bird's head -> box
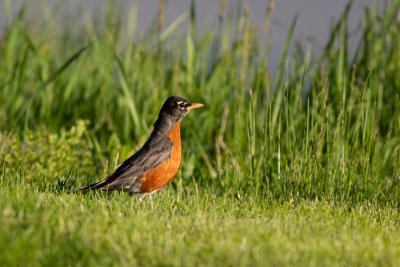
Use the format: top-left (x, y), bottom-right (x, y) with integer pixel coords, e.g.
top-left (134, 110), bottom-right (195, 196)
top-left (160, 96), bottom-right (203, 122)
top-left (154, 96), bottom-right (203, 132)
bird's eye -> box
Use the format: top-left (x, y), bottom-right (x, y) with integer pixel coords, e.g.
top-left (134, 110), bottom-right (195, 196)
top-left (178, 103), bottom-right (185, 108)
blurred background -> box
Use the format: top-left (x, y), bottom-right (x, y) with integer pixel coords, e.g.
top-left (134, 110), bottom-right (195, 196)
top-left (0, 0), bottom-right (381, 70)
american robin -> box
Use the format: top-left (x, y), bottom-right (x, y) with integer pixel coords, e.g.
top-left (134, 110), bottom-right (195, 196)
top-left (73, 96), bottom-right (203, 195)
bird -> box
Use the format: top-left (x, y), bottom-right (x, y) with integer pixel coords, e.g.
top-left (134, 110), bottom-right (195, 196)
top-left (73, 96), bottom-right (203, 197)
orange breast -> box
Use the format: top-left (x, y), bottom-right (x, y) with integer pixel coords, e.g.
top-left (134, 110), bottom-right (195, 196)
top-left (138, 122), bottom-right (181, 193)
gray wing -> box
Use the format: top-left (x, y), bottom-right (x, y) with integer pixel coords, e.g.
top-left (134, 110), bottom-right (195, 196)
top-left (88, 131), bottom-right (172, 191)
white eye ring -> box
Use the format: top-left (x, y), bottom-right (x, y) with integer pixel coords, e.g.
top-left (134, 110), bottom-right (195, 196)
top-left (178, 102), bottom-right (185, 108)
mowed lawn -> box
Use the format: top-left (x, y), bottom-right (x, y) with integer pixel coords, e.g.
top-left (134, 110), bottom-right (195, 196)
top-left (1, 184), bottom-right (400, 266)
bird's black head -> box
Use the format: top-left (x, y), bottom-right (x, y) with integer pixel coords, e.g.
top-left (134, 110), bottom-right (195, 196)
top-left (154, 96), bottom-right (203, 133)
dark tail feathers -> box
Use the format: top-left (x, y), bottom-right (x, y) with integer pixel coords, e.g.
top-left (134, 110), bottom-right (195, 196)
top-left (70, 181), bottom-right (104, 193)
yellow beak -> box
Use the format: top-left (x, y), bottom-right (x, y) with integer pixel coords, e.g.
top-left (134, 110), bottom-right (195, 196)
top-left (187, 103), bottom-right (204, 110)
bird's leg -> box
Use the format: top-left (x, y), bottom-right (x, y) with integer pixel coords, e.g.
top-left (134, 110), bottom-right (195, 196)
top-left (147, 193), bottom-right (153, 204)
top-left (138, 193), bottom-right (153, 203)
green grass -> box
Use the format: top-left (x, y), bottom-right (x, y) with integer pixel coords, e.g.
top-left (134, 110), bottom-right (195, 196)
top-left (1, 0), bottom-right (400, 265)
top-left (1, 186), bottom-right (400, 266)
